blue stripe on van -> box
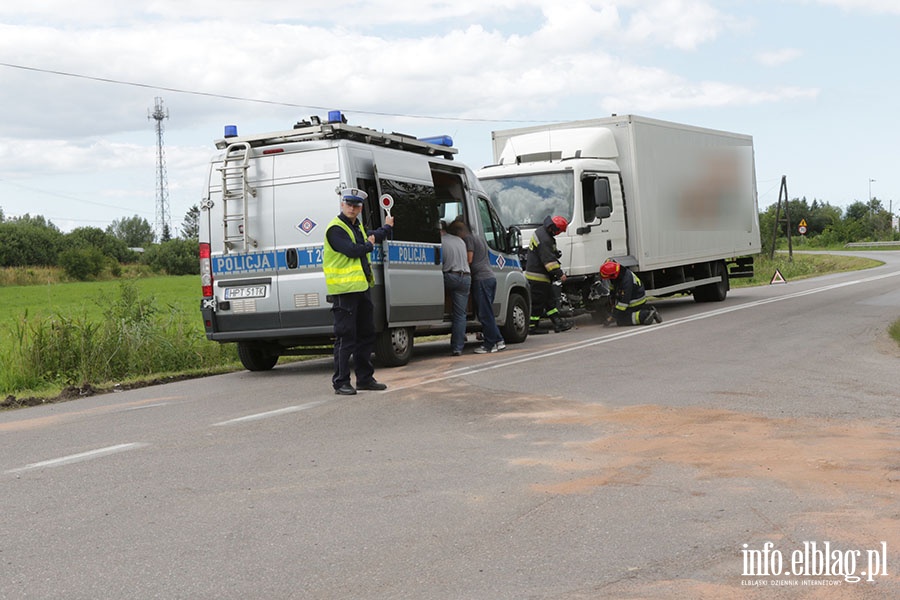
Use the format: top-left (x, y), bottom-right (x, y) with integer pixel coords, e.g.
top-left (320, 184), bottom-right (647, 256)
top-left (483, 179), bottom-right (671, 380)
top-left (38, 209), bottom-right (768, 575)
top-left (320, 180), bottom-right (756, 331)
top-left (211, 244), bottom-right (519, 275)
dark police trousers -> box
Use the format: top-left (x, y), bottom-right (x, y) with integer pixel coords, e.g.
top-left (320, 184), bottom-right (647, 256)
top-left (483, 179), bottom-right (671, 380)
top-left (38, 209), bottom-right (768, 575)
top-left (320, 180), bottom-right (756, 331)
top-left (331, 289), bottom-right (376, 389)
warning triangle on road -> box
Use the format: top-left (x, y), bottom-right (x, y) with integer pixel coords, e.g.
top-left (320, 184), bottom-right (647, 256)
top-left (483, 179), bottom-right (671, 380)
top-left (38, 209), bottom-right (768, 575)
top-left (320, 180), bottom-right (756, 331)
top-left (770, 269), bottom-right (786, 285)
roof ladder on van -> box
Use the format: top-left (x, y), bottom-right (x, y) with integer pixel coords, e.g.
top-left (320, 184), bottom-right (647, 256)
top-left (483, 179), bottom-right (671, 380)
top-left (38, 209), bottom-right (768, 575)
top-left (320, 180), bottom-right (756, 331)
top-left (218, 142), bottom-right (257, 253)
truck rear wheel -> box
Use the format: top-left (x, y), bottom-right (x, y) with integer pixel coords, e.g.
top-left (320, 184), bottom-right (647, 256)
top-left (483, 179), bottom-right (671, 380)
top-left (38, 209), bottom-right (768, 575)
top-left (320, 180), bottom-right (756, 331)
top-left (374, 326), bottom-right (413, 367)
top-left (500, 292), bottom-right (529, 344)
top-left (237, 342), bottom-right (279, 371)
top-left (693, 260), bottom-right (728, 303)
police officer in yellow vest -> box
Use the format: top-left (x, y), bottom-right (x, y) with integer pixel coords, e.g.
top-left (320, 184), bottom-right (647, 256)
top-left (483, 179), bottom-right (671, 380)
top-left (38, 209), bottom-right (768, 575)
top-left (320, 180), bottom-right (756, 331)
top-left (324, 187), bottom-right (394, 395)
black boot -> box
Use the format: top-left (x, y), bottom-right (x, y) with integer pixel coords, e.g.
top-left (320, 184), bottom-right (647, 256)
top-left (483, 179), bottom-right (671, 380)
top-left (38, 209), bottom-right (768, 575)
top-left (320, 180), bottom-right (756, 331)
top-left (550, 315), bottom-right (573, 332)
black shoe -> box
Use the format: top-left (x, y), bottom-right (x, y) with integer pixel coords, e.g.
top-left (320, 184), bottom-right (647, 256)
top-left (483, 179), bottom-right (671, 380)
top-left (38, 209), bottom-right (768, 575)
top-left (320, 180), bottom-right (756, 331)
top-left (357, 380), bottom-right (387, 391)
top-left (550, 316), bottom-right (573, 332)
top-left (553, 320), bottom-right (573, 333)
top-left (649, 307), bottom-right (662, 324)
top-left (334, 384), bottom-right (357, 395)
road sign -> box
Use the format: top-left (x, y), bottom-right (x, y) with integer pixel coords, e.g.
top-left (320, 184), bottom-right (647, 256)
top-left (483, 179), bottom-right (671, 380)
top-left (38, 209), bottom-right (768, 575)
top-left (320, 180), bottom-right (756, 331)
top-left (770, 269), bottom-right (786, 285)
top-left (798, 218), bottom-right (807, 234)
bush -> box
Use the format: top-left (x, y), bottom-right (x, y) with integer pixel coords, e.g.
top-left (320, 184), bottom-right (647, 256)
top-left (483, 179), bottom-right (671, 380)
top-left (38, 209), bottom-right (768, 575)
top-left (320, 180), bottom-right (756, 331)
top-left (58, 247), bottom-right (107, 281)
top-left (0, 222), bottom-right (64, 267)
top-left (142, 239), bottom-right (199, 275)
top-left (66, 227), bottom-right (135, 263)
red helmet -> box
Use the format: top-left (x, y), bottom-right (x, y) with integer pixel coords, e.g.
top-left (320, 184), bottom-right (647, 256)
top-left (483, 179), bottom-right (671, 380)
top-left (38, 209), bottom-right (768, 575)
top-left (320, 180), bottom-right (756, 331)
top-left (550, 216), bottom-right (568, 233)
top-left (599, 260), bottom-right (620, 279)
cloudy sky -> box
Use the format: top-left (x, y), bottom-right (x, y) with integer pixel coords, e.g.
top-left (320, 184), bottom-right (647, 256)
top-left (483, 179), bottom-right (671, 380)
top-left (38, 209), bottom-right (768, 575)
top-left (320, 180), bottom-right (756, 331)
top-left (0, 0), bottom-right (897, 235)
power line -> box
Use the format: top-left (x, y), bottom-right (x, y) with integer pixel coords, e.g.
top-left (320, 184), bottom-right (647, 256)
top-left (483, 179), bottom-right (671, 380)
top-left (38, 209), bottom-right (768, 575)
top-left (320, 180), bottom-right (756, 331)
top-left (0, 61), bottom-right (554, 125)
top-left (0, 178), bottom-right (154, 215)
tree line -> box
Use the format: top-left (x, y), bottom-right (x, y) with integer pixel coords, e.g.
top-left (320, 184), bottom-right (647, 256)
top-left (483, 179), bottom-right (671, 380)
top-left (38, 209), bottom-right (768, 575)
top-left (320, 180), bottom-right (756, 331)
top-left (0, 205), bottom-right (201, 279)
top-left (1, 197), bottom-right (897, 281)
top-left (759, 197), bottom-right (898, 256)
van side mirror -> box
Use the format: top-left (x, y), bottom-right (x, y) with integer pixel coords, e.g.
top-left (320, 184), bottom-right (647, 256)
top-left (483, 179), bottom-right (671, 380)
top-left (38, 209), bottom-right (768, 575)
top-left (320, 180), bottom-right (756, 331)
top-left (508, 225), bottom-right (522, 251)
top-left (508, 225), bottom-right (525, 261)
top-left (596, 205), bottom-right (611, 220)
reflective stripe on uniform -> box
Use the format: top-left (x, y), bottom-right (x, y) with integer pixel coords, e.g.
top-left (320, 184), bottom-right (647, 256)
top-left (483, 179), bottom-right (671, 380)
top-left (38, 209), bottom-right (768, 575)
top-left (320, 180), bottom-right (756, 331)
top-left (323, 217), bottom-right (373, 294)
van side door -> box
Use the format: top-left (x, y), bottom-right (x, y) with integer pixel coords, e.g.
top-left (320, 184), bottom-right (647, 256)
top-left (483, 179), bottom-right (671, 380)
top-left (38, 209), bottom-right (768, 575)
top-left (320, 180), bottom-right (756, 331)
top-left (372, 154), bottom-right (445, 325)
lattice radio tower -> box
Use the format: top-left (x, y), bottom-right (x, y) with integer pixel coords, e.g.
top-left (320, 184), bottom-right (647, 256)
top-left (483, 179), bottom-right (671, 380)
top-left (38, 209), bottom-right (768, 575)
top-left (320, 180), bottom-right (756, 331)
top-left (148, 96), bottom-right (171, 241)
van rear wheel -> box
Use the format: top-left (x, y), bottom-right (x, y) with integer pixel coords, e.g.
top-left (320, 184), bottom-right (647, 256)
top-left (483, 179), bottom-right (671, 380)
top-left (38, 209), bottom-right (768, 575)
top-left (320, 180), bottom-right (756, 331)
top-left (374, 326), bottom-right (413, 367)
top-left (237, 342), bottom-right (279, 371)
top-left (500, 292), bottom-right (529, 343)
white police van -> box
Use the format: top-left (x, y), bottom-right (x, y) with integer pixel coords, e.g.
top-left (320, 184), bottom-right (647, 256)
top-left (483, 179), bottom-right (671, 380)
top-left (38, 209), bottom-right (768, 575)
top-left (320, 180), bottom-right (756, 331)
top-left (199, 112), bottom-right (530, 370)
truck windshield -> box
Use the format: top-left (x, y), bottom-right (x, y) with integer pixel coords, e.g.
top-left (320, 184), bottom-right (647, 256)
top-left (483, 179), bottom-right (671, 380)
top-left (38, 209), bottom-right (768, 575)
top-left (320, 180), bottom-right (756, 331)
top-left (480, 172), bottom-right (574, 228)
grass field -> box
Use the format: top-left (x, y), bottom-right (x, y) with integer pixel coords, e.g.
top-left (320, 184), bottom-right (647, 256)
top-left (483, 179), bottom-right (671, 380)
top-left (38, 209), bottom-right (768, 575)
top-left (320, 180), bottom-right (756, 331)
top-left (0, 274), bottom-right (198, 330)
top-left (0, 274), bottom-right (238, 401)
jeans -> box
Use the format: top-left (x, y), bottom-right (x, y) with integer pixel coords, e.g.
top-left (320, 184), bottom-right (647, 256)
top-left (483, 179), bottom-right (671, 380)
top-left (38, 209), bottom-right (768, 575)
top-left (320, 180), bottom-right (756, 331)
top-left (443, 272), bottom-right (471, 353)
top-left (472, 277), bottom-right (503, 349)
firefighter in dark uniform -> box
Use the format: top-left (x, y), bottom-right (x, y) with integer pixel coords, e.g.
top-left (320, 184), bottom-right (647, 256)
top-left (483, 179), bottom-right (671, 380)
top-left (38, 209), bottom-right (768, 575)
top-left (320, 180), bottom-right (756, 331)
top-left (599, 260), bottom-right (662, 325)
top-left (525, 215), bottom-right (573, 334)
top-left (323, 187), bottom-right (394, 395)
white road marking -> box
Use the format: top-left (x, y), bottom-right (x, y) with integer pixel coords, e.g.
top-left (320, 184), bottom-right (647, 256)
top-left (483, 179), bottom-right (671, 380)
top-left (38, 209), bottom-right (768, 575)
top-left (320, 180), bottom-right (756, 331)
top-left (122, 402), bottom-right (171, 411)
top-left (212, 401), bottom-right (328, 426)
top-left (5, 443), bottom-right (147, 474)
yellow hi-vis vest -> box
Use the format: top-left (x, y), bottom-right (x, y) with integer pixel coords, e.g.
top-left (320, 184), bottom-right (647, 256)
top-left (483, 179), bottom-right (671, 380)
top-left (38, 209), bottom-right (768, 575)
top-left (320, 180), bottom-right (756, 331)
top-left (323, 217), bottom-right (374, 294)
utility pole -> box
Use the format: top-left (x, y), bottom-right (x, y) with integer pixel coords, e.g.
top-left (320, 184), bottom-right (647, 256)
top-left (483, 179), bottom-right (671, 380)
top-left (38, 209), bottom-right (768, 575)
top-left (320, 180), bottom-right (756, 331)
top-left (149, 97), bottom-right (171, 241)
top-left (769, 175), bottom-right (793, 261)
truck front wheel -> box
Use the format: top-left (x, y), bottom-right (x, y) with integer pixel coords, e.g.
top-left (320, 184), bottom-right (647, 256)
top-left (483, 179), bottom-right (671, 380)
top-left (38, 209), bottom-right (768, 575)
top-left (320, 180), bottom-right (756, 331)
top-left (374, 326), bottom-right (413, 367)
top-left (500, 292), bottom-right (529, 344)
top-left (237, 342), bottom-right (279, 371)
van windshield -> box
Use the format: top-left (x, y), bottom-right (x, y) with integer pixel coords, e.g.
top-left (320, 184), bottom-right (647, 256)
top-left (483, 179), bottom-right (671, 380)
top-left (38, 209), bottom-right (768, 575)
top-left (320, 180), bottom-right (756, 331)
top-left (480, 172), bottom-right (574, 228)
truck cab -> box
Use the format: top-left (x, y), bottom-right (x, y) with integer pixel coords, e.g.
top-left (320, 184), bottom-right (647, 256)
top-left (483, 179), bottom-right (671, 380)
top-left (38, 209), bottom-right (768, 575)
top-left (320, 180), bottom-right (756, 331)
top-left (199, 113), bottom-right (530, 370)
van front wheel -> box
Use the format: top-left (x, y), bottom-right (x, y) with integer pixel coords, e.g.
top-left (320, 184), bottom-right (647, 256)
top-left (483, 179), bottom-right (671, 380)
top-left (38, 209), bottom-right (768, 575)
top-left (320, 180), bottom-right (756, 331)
top-left (374, 327), bottom-right (413, 367)
top-left (500, 292), bottom-right (529, 344)
top-left (237, 342), bottom-right (279, 371)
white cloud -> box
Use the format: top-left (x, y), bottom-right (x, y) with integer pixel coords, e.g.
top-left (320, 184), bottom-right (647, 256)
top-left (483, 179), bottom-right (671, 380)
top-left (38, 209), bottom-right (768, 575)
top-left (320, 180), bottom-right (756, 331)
top-left (808, 0), bottom-right (900, 15)
top-left (756, 47), bottom-right (803, 67)
top-left (0, 1), bottom-right (845, 229)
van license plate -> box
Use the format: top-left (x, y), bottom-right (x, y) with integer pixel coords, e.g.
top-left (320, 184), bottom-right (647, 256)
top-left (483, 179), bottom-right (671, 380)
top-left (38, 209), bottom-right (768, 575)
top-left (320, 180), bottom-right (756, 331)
top-left (224, 286), bottom-right (267, 299)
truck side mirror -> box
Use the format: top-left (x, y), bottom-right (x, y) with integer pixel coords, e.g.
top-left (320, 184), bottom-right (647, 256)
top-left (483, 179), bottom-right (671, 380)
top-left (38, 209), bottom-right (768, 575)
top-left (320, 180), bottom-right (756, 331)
top-left (593, 179), bottom-right (612, 221)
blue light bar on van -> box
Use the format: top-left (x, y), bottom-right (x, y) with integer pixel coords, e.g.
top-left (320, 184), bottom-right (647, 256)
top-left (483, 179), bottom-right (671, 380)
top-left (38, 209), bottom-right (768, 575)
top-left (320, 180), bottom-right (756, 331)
top-left (419, 135), bottom-right (453, 147)
top-left (328, 110), bottom-right (347, 124)
top-left (224, 125), bottom-right (238, 138)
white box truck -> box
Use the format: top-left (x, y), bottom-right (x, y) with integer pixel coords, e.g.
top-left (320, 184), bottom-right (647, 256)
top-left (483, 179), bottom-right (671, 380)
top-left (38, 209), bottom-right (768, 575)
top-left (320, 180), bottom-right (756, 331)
top-left (199, 112), bottom-right (530, 370)
top-left (476, 114), bottom-right (761, 318)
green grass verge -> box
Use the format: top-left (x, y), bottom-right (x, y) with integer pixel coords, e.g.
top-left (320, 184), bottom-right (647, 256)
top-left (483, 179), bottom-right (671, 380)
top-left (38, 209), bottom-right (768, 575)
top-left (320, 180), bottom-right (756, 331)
top-left (731, 253), bottom-right (882, 287)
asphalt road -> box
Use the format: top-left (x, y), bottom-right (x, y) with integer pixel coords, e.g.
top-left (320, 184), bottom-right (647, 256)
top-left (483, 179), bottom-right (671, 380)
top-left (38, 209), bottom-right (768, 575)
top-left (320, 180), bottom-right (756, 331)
top-left (2, 252), bottom-right (899, 599)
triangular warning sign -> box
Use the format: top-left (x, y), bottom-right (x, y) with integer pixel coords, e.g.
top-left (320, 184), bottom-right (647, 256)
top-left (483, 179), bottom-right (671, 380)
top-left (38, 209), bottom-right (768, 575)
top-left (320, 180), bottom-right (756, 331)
top-left (770, 269), bottom-right (786, 285)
